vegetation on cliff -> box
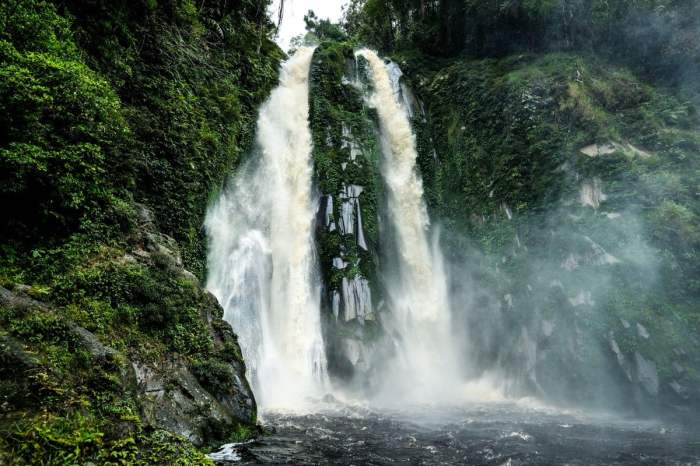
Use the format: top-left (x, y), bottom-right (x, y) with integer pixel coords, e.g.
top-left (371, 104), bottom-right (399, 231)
top-left (0, 0), bottom-right (281, 463)
top-left (308, 40), bottom-right (384, 382)
top-left (343, 0), bottom-right (699, 100)
top-left (340, 0), bottom-right (699, 413)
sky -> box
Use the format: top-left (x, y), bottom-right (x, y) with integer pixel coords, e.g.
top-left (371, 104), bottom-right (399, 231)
top-left (269, 0), bottom-right (348, 51)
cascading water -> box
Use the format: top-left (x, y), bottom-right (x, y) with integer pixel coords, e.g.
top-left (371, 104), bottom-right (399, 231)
top-left (205, 47), bottom-right (327, 409)
top-left (202, 46), bottom-right (697, 466)
top-left (357, 50), bottom-right (464, 402)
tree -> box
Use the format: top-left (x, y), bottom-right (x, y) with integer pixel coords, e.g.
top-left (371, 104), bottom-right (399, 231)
top-left (304, 10), bottom-right (346, 42)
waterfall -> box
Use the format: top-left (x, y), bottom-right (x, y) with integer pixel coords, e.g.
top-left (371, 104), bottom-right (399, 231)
top-left (205, 47), bottom-right (327, 409)
top-left (357, 50), bottom-right (463, 402)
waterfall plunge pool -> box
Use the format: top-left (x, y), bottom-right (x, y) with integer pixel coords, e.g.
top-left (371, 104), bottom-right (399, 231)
top-left (210, 401), bottom-right (700, 465)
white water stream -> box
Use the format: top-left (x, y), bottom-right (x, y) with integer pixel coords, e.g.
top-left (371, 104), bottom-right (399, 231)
top-left (207, 47), bottom-right (486, 412)
top-left (206, 47), bottom-right (327, 410)
top-left (357, 50), bottom-right (463, 402)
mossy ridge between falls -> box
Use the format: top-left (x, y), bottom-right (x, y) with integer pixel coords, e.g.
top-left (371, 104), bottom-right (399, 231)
top-left (308, 41), bottom-right (384, 384)
top-left (0, 0), bottom-right (281, 463)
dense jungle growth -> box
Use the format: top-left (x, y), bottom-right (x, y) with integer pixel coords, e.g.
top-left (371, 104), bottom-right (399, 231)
top-left (1, 0), bottom-right (281, 463)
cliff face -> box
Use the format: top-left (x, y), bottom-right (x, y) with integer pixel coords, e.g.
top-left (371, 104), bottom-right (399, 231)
top-left (0, 1), bottom-right (280, 462)
top-left (302, 30), bottom-right (699, 416)
top-left (334, 0), bottom-right (699, 417)
top-left (396, 51), bottom-right (700, 415)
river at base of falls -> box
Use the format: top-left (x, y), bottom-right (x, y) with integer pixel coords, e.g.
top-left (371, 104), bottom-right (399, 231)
top-left (210, 402), bottom-right (700, 465)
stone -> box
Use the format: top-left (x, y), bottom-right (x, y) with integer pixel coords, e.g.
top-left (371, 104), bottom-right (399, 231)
top-left (356, 203), bottom-right (368, 251)
top-left (332, 257), bottom-right (348, 270)
top-left (0, 335), bottom-right (39, 370)
top-left (332, 291), bottom-right (341, 320)
top-left (324, 195), bottom-right (336, 232)
top-left (338, 184), bottom-right (363, 236)
top-left (580, 178), bottom-right (607, 209)
top-left (342, 339), bottom-right (363, 366)
top-left (636, 323), bottom-right (650, 339)
top-left (634, 352), bottom-right (659, 397)
top-left (561, 236), bottom-right (619, 271)
top-left (179, 268), bottom-right (199, 283)
top-left (580, 143), bottom-right (618, 157)
top-left (133, 356), bottom-right (254, 447)
top-left (584, 236), bottom-right (620, 265)
top-left (0, 335), bottom-right (40, 409)
top-left (608, 336), bottom-right (633, 382)
top-left (542, 320), bottom-right (555, 338)
top-left (145, 230), bottom-right (180, 260)
top-left (502, 203), bottom-right (513, 220)
top-left (0, 286), bottom-right (47, 312)
top-left (504, 294), bottom-right (513, 308)
top-left (579, 141), bottom-right (649, 160)
top-left (70, 325), bottom-right (119, 364)
top-left (135, 202), bottom-right (155, 226)
top-left (668, 380), bottom-right (689, 400)
top-left (624, 143), bottom-right (652, 159)
top-left (672, 361), bottom-right (685, 375)
top-left (569, 290), bottom-right (594, 307)
top-left (340, 276), bottom-right (372, 323)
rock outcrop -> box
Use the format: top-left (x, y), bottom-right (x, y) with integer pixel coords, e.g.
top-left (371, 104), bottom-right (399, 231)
top-left (0, 206), bottom-right (256, 451)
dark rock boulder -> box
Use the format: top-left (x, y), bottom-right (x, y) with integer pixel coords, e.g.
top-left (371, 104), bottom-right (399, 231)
top-left (133, 358), bottom-right (242, 447)
top-left (0, 335), bottom-right (40, 410)
top-left (0, 249), bottom-right (256, 448)
top-left (127, 206), bottom-right (257, 445)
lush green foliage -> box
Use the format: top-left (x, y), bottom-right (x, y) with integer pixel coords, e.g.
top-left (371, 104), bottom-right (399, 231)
top-left (0, 0), bottom-right (133, 255)
top-left (302, 1), bottom-right (699, 406)
top-left (0, 0), bottom-right (281, 462)
top-left (310, 42), bottom-right (382, 289)
top-left (62, 0), bottom-right (283, 276)
top-left (399, 49), bottom-right (700, 407)
top-left (344, 0), bottom-right (700, 101)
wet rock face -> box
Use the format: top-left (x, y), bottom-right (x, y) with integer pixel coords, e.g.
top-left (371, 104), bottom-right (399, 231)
top-left (132, 321), bottom-right (256, 447)
top-left (130, 206), bottom-right (256, 445)
top-left (338, 276), bottom-right (373, 323)
top-left (634, 352), bottom-right (659, 397)
top-left (338, 184), bottom-right (369, 251)
top-left (133, 356), bottom-right (253, 447)
top-left (0, 334), bottom-right (40, 410)
top-left (609, 336), bottom-right (633, 382)
top-left (579, 178), bottom-right (607, 209)
top-left (0, 205), bottom-right (257, 448)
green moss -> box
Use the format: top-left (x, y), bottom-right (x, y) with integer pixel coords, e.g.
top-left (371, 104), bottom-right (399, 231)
top-left (397, 48), bottom-right (700, 401)
top-left (309, 41), bottom-right (383, 296)
top-left (0, 0), bottom-right (280, 461)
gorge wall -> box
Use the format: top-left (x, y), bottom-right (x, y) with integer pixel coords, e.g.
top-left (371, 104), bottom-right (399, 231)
top-left (0, 1), bottom-right (281, 463)
top-left (336, 0), bottom-right (700, 418)
top-left (394, 51), bottom-right (700, 415)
